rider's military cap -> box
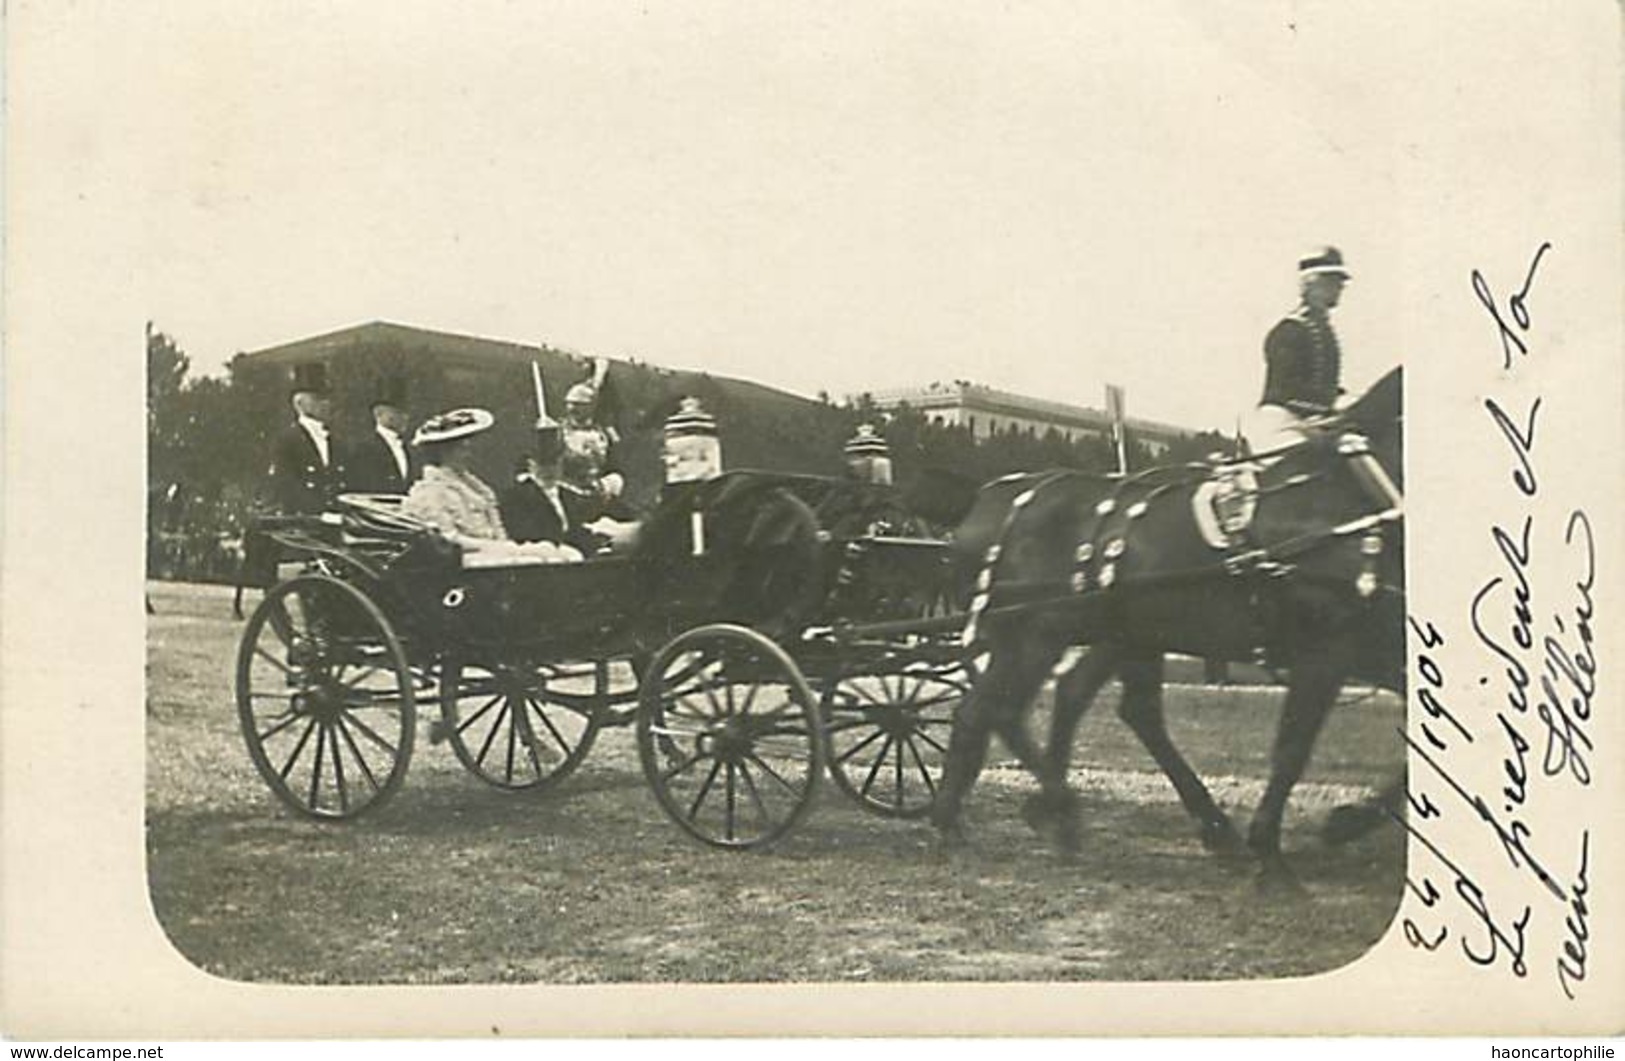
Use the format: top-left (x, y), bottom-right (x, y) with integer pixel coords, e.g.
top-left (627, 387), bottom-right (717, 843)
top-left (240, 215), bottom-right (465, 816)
top-left (1298, 245), bottom-right (1351, 278)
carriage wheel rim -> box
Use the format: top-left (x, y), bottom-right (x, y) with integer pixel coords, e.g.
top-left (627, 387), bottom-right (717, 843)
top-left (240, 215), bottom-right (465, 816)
top-left (235, 574), bottom-right (417, 821)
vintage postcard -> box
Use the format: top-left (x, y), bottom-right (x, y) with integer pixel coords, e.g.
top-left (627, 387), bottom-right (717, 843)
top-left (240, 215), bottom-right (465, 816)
top-left (2, 0), bottom-right (1620, 1042)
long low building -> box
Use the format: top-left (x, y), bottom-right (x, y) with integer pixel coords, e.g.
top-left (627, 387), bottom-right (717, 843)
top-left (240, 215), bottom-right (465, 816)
top-left (862, 380), bottom-right (1193, 458)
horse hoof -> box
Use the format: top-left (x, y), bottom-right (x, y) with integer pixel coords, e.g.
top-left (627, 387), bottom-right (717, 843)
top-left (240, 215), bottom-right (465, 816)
top-left (1322, 803), bottom-right (1387, 847)
top-left (1200, 818), bottom-right (1248, 860)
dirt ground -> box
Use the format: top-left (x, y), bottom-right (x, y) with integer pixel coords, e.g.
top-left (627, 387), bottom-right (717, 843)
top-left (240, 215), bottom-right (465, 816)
top-left (146, 580), bottom-right (1406, 985)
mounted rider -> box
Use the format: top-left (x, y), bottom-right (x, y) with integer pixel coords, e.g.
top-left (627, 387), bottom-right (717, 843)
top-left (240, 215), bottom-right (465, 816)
top-left (1244, 245), bottom-right (1351, 454)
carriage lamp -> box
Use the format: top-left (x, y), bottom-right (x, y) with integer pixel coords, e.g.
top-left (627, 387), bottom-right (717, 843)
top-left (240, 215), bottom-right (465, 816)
top-left (843, 424), bottom-right (893, 486)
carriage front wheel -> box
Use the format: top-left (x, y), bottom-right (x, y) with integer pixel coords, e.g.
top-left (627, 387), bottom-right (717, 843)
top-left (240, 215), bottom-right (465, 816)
top-left (637, 624), bottom-right (825, 850)
top-left (822, 654), bottom-right (970, 819)
top-left (235, 574), bottom-right (417, 820)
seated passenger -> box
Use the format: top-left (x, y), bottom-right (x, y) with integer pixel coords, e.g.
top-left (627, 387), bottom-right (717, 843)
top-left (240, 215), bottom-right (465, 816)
top-left (499, 421), bottom-right (605, 557)
top-left (403, 408), bottom-right (580, 564)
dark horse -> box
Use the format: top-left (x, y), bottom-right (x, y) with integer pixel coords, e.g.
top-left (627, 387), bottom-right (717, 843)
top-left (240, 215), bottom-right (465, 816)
top-left (931, 368), bottom-right (1404, 881)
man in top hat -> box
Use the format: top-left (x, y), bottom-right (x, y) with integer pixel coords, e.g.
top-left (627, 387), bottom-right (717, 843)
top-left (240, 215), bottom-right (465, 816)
top-left (1245, 245), bottom-right (1352, 453)
top-left (266, 361), bottom-right (344, 514)
top-left (345, 375), bottom-right (417, 495)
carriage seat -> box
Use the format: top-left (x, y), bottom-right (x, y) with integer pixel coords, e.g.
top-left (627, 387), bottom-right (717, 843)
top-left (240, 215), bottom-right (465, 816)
top-left (336, 493), bottom-right (584, 568)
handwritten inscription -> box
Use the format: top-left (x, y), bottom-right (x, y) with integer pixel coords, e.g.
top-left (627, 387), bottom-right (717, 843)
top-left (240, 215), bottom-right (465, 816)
top-left (1400, 242), bottom-right (1600, 1002)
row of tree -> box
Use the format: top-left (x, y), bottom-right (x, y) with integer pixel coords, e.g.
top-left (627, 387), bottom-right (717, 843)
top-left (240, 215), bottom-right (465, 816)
top-left (146, 324), bottom-right (1234, 582)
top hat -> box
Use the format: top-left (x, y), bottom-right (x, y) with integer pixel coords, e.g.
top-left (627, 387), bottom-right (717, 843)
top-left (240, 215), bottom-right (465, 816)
top-left (370, 374), bottom-right (409, 409)
top-left (1298, 245), bottom-right (1351, 278)
top-left (290, 362), bottom-right (330, 396)
top-left (412, 407), bottom-right (495, 446)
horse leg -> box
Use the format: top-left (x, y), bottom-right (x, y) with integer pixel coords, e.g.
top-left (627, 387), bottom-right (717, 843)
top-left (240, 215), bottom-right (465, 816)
top-left (1116, 652), bottom-right (1245, 857)
top-left (1016, 643), bottom-right (1122, 852)
top-left (1247, 654), bottom-right (1345, 883)
top-left (931, 632), bottom-right (1059, 844)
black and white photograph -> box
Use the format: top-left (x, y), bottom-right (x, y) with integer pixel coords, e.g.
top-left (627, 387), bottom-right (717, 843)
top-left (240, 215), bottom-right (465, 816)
top-left (3, 0), bottom-right (1622, 1043)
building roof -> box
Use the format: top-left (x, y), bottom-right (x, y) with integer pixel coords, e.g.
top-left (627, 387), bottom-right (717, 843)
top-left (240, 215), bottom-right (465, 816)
top-left (863, 380), bottom-right (1195, 438)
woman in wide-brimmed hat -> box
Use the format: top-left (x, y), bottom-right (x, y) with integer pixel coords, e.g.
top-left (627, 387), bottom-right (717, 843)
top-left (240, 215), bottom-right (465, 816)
top-left (401, 408), bottom-right (578, 563)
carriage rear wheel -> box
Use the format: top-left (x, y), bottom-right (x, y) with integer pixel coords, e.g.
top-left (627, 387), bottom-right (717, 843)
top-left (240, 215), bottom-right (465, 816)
top-left (821, 650), bottom-right (971, 818)
top-left (439, 660), bottom-right (601, 792)
top-left (637, 624), bottom-right (825, 850)
top-left (235, 574), bottom-right (416, 820)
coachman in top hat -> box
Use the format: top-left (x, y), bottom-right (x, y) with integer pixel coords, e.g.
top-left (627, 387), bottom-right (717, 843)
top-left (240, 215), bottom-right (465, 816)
top-left (267, 361), bottom-right (345, 514)
top-left (345, 373), bottom-right (418, 494)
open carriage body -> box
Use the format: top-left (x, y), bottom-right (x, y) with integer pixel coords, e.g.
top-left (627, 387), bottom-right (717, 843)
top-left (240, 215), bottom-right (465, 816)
top-left (235, 470), bottom-right (975, 848)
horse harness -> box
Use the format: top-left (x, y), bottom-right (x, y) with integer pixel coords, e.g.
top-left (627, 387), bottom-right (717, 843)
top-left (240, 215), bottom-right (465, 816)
top-left (960, 434), bottom-right (1403, 650)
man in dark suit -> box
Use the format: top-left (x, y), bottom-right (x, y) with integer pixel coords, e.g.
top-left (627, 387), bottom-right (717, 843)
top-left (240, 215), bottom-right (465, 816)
top-left (499, 420), bottom-right (604, 557)
top-left (267, 362), bottom-right (343, 514)
top-left (344, 376), bottom-right (417, 495)
top-left (237, 361), bottom-right (342, 617)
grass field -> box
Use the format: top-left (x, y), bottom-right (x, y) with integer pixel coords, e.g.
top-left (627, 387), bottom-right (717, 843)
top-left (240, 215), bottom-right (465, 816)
top-left (146, 580), bottom-right (1406, 985)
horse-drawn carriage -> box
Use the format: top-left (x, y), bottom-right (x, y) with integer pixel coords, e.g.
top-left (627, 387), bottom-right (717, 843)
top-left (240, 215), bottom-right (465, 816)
top-left (234, 470), bottom-right (973, 848)
top-left (238, 366), bottom-right (1404, 877)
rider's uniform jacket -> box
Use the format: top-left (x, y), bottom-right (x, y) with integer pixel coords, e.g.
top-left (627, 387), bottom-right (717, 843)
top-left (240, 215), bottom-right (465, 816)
top-left (1260, 305), bottom-right (1343, 416)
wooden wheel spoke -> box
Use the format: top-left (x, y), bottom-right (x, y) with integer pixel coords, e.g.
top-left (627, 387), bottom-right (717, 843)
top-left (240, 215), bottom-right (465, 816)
top-left (737, 762), bottom-right (773, 827)
top-left (905, 736), bottom-right (939, 797)
top-left (743, 750), bottom-right (804, 797)
top-left (504, 698), bottom-right (520, 783)
top-left (328, 721), bottom-right (350, 814)
top-left (859, 735), bottom-right (897, 798)
top-left (526, 696), bottom-right (579, 759)
top-left (338, 707), bottom-right (400, 757)
top-left (255, 709), bottom-right (305, 744)
top-left (252, 645), bottom-right (296, 678)
top-left (914, 728), bottom-right (951, 756)
top-left (278, 717), bottom-right (319, 783)
top-left (724, 763), bottom-right (738, 841)
top-left (737, 679), bottom-right (761, 716)
top-left (454, 693), bottom-right (504, 736)
top-left (474, 700), bottom-right (512, 769)
top-left (334, 715), bottom-right (382, 793)
top-left (687, 759), bottom-right (725, 820)
top-left (337, 663), bottom-right (388, 691)
top-left (512, 700), bottom-right (547, 779)
top-left (660, 748), bottom-right (708, 784)
top-left (308, 719), bottom-right (328, 808)
top-left (833, 726), bottom-right (887, 764)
